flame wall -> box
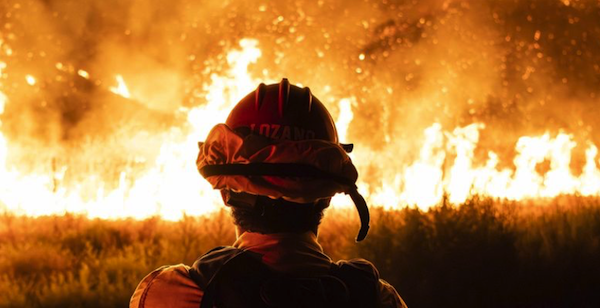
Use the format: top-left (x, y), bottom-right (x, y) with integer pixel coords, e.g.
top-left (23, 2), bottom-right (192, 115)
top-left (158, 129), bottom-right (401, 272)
top-left (1, 0), bottom-right (600, 219)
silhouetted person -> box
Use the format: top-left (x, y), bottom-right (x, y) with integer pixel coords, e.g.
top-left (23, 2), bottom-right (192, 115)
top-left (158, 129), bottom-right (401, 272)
top-left (130, 79), bottom-right (407, 308)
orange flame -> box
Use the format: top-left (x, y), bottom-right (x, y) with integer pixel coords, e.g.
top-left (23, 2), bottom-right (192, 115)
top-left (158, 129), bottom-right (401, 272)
top-left (1, 38), bottom-right (600, 219)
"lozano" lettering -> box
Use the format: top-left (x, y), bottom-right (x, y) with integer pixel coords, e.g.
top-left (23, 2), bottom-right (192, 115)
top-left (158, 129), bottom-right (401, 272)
top-left (249, 124), bottom-right (316, 140)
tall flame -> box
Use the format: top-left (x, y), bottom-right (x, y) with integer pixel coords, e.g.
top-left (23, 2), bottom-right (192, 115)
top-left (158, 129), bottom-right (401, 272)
top-left (1, 37), bottom-right (600, 219)
top-left (0, 40), bottom-right (268, 219)
top-left (335, 98), bottom-right (355, 144)
top-left (1, 60), bottom-right (9, 184)
top-left (187, 39), bottom-right (266, 141)
top-left (379, 123), bottom-right (600, 209)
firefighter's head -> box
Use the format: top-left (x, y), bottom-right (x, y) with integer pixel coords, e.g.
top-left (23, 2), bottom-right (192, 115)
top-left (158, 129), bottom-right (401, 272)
top-left (197, 79), bottom-right (369, 241)
top-left (223, 79), bottom-right (338, 234)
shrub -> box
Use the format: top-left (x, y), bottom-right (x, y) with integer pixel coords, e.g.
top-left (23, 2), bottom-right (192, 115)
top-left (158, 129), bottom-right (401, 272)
top-left (0, 198), bottom-right (599, 307)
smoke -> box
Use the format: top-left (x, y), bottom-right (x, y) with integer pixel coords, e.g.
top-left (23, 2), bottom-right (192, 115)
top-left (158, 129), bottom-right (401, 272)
top-left (1, 0), bottom-right (599, 203)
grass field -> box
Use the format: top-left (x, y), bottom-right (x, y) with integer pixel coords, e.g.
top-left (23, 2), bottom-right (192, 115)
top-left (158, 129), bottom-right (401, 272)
top-left (1, 196), bottom-right (599, 308)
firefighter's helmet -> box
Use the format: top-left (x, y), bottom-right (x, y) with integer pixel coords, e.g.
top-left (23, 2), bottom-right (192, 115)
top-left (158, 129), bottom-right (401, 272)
top-left (197, 78), bottom-right (369, 241)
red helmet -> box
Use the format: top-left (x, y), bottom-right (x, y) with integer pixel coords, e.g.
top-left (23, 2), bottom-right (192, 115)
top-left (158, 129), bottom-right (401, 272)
top-left (198, 78), bottom-right (368, 241)
top-left (226, 78), bottom-right (338, 143)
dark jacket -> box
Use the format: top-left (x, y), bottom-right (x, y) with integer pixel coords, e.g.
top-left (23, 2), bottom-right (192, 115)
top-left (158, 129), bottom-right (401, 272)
top-left (130, 232), bottom-right (407, 308)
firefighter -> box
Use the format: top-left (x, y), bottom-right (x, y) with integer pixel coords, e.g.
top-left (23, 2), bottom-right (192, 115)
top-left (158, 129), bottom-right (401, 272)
top-left (130, 79), bottom-right (407, 308)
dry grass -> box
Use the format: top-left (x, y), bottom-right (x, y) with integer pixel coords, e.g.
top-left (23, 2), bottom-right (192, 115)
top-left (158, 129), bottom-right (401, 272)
top-left (1, 196), bottom-right (599, 307)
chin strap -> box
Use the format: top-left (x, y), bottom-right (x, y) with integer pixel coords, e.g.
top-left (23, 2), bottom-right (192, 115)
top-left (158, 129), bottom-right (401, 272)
top-left (199, 163), bottom-right (370, 242)
top-left (347, 188), bottom-right (370, 242)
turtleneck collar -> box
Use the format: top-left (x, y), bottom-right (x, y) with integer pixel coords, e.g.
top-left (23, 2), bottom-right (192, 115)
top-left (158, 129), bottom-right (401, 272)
top-left (232, 231), bottom-right (332, 275)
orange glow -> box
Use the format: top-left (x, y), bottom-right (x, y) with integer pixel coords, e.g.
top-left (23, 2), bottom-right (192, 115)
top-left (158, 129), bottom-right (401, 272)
top-left (1, 0), bottom-right (600, 220)
top-left (2, 39), bottom-right (600, 218)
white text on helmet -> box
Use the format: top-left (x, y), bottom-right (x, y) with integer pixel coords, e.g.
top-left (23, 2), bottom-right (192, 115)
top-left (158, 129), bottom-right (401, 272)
top-left (250, 124), bottom-right (316, 140)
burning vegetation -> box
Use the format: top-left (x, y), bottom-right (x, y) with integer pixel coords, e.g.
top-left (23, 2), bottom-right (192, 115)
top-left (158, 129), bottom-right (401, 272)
top-left (1, 0), bottom-right (600, 218)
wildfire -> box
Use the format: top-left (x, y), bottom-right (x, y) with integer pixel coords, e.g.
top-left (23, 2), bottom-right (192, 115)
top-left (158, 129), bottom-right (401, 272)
top-left (1, 32), bottom-right (600, 219)
top-left (187, 39), bottom-right (266, 141)
top-left (335, 97), bottom-right (355, 144)
top-left (1, 61), bottom-right (7, 171)
top-left (396, 124), bottom-right (600, 208)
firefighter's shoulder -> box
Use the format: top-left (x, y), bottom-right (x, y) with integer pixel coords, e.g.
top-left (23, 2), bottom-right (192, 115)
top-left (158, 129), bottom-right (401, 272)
top-left (334, 258), bottom-right (408, 308)
top-left (129, 264), bottom-right (203, 308)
